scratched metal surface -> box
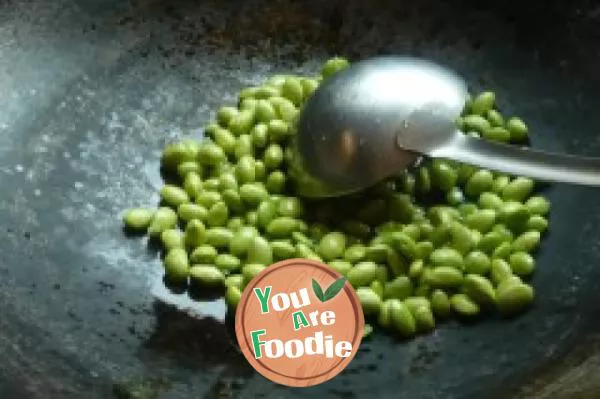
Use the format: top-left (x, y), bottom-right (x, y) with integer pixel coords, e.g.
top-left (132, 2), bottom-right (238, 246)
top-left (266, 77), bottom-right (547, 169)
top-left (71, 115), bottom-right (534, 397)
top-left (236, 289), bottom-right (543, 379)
top-left (1, 0), bottom-right (600, 398)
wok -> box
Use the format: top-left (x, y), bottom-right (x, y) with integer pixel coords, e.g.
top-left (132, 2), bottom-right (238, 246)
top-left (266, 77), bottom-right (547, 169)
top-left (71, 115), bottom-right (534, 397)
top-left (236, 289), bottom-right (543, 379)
top-left (2, 0), bottom-right (600, 398)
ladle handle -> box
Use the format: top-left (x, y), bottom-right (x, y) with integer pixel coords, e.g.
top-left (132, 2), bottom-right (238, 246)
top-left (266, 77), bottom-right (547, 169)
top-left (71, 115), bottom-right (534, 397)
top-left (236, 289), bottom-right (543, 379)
top-left (430, 133), bottom-right (600, 186)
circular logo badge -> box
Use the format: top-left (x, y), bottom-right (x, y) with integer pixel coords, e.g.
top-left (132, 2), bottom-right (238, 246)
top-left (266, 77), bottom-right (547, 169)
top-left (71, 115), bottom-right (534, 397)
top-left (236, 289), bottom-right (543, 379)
top-left (235, 258), bottom-right (364, 387)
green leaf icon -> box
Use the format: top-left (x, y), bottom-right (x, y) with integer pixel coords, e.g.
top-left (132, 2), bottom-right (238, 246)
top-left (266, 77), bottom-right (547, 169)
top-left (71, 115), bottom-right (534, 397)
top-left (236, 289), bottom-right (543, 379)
top-left (322, 277), bottom-right (347, 302)
top-left (312, 278), bottom-right (325, 302)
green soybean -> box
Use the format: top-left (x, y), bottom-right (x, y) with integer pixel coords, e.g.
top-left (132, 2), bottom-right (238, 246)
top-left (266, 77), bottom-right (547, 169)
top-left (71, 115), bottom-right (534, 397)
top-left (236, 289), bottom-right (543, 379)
top-left (205, 227), bottom-right (234, 248)
top-left (163, 248), bottom-right (189, 283)
top-left (509, 252), bottom-right (535, 276)
top-left (389, 299), bottom-right (417, 337)
top-left (317, 232), bottom-right (347, 261)
top-left (502, 177), bottom-right (534, 202)
top-left (496, 282), bottom-right (534, 315)
top-left (123, 208), bottom-right (154, 231)
top-left (491, 258), bottom-right (514, 285)
top-left (160, 185), bottom-right (190, 208)
top-left (215, 254), bottom-right (242, 272)
top-left (247, 236), bottom-right (273, 265)
top-left (348, 261), bottom-right (378, 288)
top-left (431, 290), bottom-right (452, 319)
top-left (148, 207), bottom-right (178, 237)
top-left (190, 265), bottom-right (225, 286)
top-left (465, 170), bottom-right (494, 197)
top-left (450, 294), bottom-right (480, 317)
top-left (190, 245), bottom-right (218, 264)
top-left (328, 260), bottom-right (352, 276)
top-left (470, 92), bottom-right (495, 115)
top-left (161, 229), bottom-right (185, 251)
top-left (464, 251), bottom-right (491, 275)
top-left (525, 196), bottom-right (550, 216)
top-left (430, 248), bottom-right (464, 269)
top-left (506, 117), bottom-right (529, 142)
top-left (463, 274), bottom-right (496, 305)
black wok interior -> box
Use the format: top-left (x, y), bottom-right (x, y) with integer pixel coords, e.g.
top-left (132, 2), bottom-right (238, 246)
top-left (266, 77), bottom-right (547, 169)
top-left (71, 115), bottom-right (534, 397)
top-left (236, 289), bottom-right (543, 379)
top-left (2, 0), bottom-right (600, 398)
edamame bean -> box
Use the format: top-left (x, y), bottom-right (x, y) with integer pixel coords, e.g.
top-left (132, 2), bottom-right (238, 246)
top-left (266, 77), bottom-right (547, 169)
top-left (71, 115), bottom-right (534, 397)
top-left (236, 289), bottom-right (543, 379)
top-left (366, 244), bottom-right (389, 263)
top-left (225, 274), bottom-right (244, 289)
top-left (271, 240), bottom-right (297, 260)
top-left (123, 208), bottom-right (154, 231)
top-left (466, 209), bottom-right (497, 233)
top-left (242, 264), bottom-right (267, 286)
top-left (190, 265), bottom-right (225, 286)
top-left (502, 177), bottom-right (534, 202)
top-left (268, 119), bottom-right (289, 142)
top-left (235, 156), bottom-right (256, 185)
top-left (496, 282), bottom-right (534, 315)
top-left (463, 115), bottom-right (491, 133)
top-left (492, 242), bottom-right (512, 260)
top-left (266, 217), bottom-right (299, 238)
top-left (239, 183), bottom-right (269, 206)
top-left (190, 245), bottom-right (218, 264)
top-left (478, 192), bottom-right (503, 210)
top-left (499, 201), bottom-right (531, 231)
top-left (266, 170), bottom-right (286, 193)
top-left (163, 248), bottom-right (189, 283)
top-left (217, 106), bottom-right (238, 127)
top-left (229, 109), bottom-right (256, 136)
top-left (384, 276), bottom-right (413, 300)
top-left (277, 197), bottom-right (304, 218)
top-left (161, 229), bottom-right (185, 251)
top-left (328, 260), bottom-right (353, 276)
top-left (148, 207), bottom-right (178, 237)
top-left (317, 232), bottom-right (347, 261)
top-left (511, 231), bottom-right (540, 253)
top-left (229, 226), bottom-right (258, 257)
top-left (463, 274), bottom-right (496, 305)
top-left (408, 259), bottom-right (424, 279)
top-left (470, 91), bottom-right (495, 115)
top-left (465, 170), bottom-right (494, 197)
top-left (196, 191), bottom-right (222, 208)
top-left (490, 258), bottom-right (514, 285)
top-left (429, 267), bottom-right (464, 288)
top-left (486, 109), bottom-right (504, 127)
top-left (215, 254), bottom-right (242, 272)
top-left (526, 215), bottom-right (548, 233)
top-left (389, 299), bottom-right (417, 337)
top-left (525, 196), bottom-right (550, 216)
top-left (506, 117), bottom-right (528, 142)
top-left (509, 252), bottom-right (535, 276)
top-left (160, 185), bottom-right (190, 208)
top-left (207, 201), bottom-right (229, 227)
top-left (430, 160), bottom-right (458, 191)
top-left (482, 127), bottom-right (510, 142)
top-left (221, 189), bottom-right (244, 214)
top-left (321, 57), bottom-right (350, 79)
top-left (256, 200), bottom-right (277, 228)
top-left (264, 144), bottom-right (284, 170)
top-left (348, 261), bottom-right (378, 288)
top-left (464, 251), bottom-right (491, 275)
top-left (225, 286), bottom-right (242, 308)
top-left (247, 236), bottom-right (273, 265)
top-left (281, 78), bottom-right (304, 106)
top-left (205, 227), bottom-right (234, 248)
top-left (251, 123), bottom-right (269, 148)
top-left (185, 220), bottom-right (206, 249)
top-left (183, 172), bottom-right (203, 198)
top-left (198, 141), bottom-right (226, 165)
top-left (430, 248), bottom-right (464, 269)
top-left (177, 161), bottom-right (202, 179)
top-left (356, 287), bottom-right (382, 315)
top-left (431, 290), bottom-right (452, 319)
top-left (451, 294), bottom-right (480, 317)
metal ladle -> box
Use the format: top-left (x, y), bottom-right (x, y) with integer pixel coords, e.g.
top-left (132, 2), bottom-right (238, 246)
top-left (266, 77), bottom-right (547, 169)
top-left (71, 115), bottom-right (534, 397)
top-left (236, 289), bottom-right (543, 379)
top-left (293, 56), bottom-right (600, 198)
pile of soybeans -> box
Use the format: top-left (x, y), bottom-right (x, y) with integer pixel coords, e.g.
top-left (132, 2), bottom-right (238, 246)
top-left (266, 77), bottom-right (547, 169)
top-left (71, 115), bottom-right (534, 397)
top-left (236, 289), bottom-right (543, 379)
top-left (122, 57), bottom-right (550, 339)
